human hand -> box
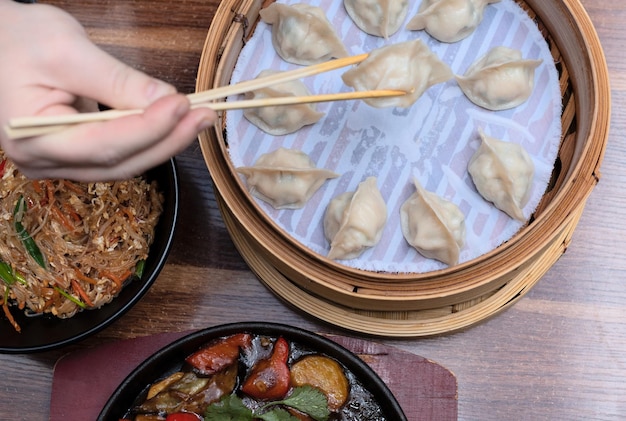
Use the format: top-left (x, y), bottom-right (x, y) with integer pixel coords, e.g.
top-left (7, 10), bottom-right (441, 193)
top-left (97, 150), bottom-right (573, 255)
top-left (0, 1), bottom-right (217, 181)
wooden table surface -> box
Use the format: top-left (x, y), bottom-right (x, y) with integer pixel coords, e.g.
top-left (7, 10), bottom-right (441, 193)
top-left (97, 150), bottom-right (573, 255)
top-left (2, 1), bottom-right (625, 420)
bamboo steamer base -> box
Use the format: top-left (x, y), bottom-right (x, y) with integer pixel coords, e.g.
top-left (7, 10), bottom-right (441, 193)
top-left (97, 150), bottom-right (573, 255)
top-left (217, 189), bottom-right (579, 337)
top-left (197, 0), bottom-right (610, 336)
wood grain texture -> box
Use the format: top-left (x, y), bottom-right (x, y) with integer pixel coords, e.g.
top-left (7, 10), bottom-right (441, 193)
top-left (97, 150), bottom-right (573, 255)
top-left (1, 0), bottom-right (625, 420)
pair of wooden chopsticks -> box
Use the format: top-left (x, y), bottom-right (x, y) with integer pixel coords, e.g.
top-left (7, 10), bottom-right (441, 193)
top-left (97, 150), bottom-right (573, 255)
top-left (3, 53), bottom-right (406, 140)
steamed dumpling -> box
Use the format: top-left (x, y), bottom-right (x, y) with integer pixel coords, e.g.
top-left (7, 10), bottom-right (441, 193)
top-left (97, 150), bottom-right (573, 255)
top-left (406, 0), bottom-right (500, 43)
top-left (237, 148), bottom-right (339, 209)
top-left (468, 130), bottom-right (535, 221)
top-left (323, 177), bottom-right (387, 260)
top-left (344, 0), bottom-right (409, 38)
top-left (341, 39), bottom-right (453, 108)
top-left (243, 69), bottom-right (325, 135)
top-left (260, 3), bottom-right (349, 65)
top-left (400, 178), bottom-right (465, 266)
top-left (456, 46), bottom-right (543, 110)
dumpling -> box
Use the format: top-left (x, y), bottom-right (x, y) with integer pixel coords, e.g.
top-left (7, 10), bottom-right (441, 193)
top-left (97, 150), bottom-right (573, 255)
top-left (400, 178), bottom-right (465, 266)
top-left (456, 46), bottom-right (543, 110)
top-left (259, 3), bottom-right (349, 65)
top-left (468, 129), bottom-right (535, 221)
top-left (323, 177), bottom-right (387, 260)
top-left (344, 0), bottom-right (410, 38)
top-left (243, 69), bottom-right (325, 135)
top-left (341, 40), bottom-right (453, 108)
top-left (406, 0), bottom-right (500, 43)
top-left (236, 148), bottom-right (339, 209)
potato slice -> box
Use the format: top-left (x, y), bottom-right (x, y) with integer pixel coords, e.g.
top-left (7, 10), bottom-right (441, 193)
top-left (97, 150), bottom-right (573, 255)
top-left (290, 355), bottom-right (349, 410)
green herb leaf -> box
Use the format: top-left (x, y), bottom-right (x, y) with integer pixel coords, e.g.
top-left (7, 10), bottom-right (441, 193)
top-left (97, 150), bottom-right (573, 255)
top-left (134, 260), bottom-right (146, 279)
top-left (264, 386), bottom-right (330, 421)
top-left (257, 407), bottom-right (300, 421)
top-left (0, 261), bottom-right (16, 285)
top-left (53, 286), bottom-right (87, 309)
top-left (204, 386), bottom-right (330, 421)
top-left (0, 261), bottom-right (27, 286)
top-left (14, 271), bottom-right (27, 285)
top-left (204, 394), bottom-right (253, 421)
top-left (13, 196), bottom-right (46, 268)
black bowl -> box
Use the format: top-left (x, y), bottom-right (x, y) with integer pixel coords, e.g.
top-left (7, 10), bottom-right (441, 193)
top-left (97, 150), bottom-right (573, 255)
top-left (0, 159), bottom-right (179, 354)
top-left (97, 322), bottom-right (407, 421)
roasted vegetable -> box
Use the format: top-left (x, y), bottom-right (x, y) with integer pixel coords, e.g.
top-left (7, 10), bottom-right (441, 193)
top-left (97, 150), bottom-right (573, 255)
top-left (146, 372), bottom-right (185, 400)
top-left (185, 333), bottom-right (252, 375)
top-left (290, 355), bottom-right (349, 410)
top-left (134, 365), bottom-right (238, 416)
top-left (241, 336), bottom-right (290, 400)
top-left (164, 413), bottom-right (202, 421)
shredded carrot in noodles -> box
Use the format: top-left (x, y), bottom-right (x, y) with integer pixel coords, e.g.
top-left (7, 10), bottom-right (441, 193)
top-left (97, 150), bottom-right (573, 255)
top-left (0, 149), bottom-right (163, 332)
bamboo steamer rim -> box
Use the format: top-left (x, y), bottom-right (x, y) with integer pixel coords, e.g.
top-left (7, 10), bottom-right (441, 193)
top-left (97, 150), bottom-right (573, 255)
top-left (216, 186), bottom-right (575, 336)
top-left (197, 0), bottom-right (610, 319)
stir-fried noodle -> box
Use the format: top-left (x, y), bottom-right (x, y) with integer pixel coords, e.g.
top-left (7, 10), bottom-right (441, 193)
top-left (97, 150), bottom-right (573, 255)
top-left (0, 150), bottom-right (164, 332)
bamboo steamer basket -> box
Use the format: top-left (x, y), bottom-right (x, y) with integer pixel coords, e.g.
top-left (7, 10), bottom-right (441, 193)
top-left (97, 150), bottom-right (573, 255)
top-left (197, 0), bottom-right (610, 336)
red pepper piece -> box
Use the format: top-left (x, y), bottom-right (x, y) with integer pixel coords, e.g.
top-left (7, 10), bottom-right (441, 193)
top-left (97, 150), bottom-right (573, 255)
top-left (0, 159), bottom-right (6, 177)
top-left (165, 413), bottom-right (202, 421)
top-left (185, 333), bottom-right (252, 375)
top-left (242, 336), bottom-right (290, 400)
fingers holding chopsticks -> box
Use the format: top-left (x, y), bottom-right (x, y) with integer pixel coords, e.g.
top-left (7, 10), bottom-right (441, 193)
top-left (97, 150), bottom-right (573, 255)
top-left (3, 94), bottom-right (216, 182)
top-left (0, 1), bottom-right (218, 181)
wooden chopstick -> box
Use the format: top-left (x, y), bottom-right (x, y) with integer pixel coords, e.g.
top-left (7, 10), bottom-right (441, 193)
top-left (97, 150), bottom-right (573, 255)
top-left (187, 53), bottom-right (369, 105)
top-left (4, 89), bottom-right (407, 140)
top-left (6, 108), bottom-right (143, 130)
top-left (194, 89), bottom-right (406, 111)
top-left (3, 53), bottom-right (380, 140)
top-left (3, 89), bottom-right (406, 140)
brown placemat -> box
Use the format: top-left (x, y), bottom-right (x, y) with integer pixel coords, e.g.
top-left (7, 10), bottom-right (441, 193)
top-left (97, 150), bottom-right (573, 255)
top-left (50, 330), bottom-right (457, 420)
